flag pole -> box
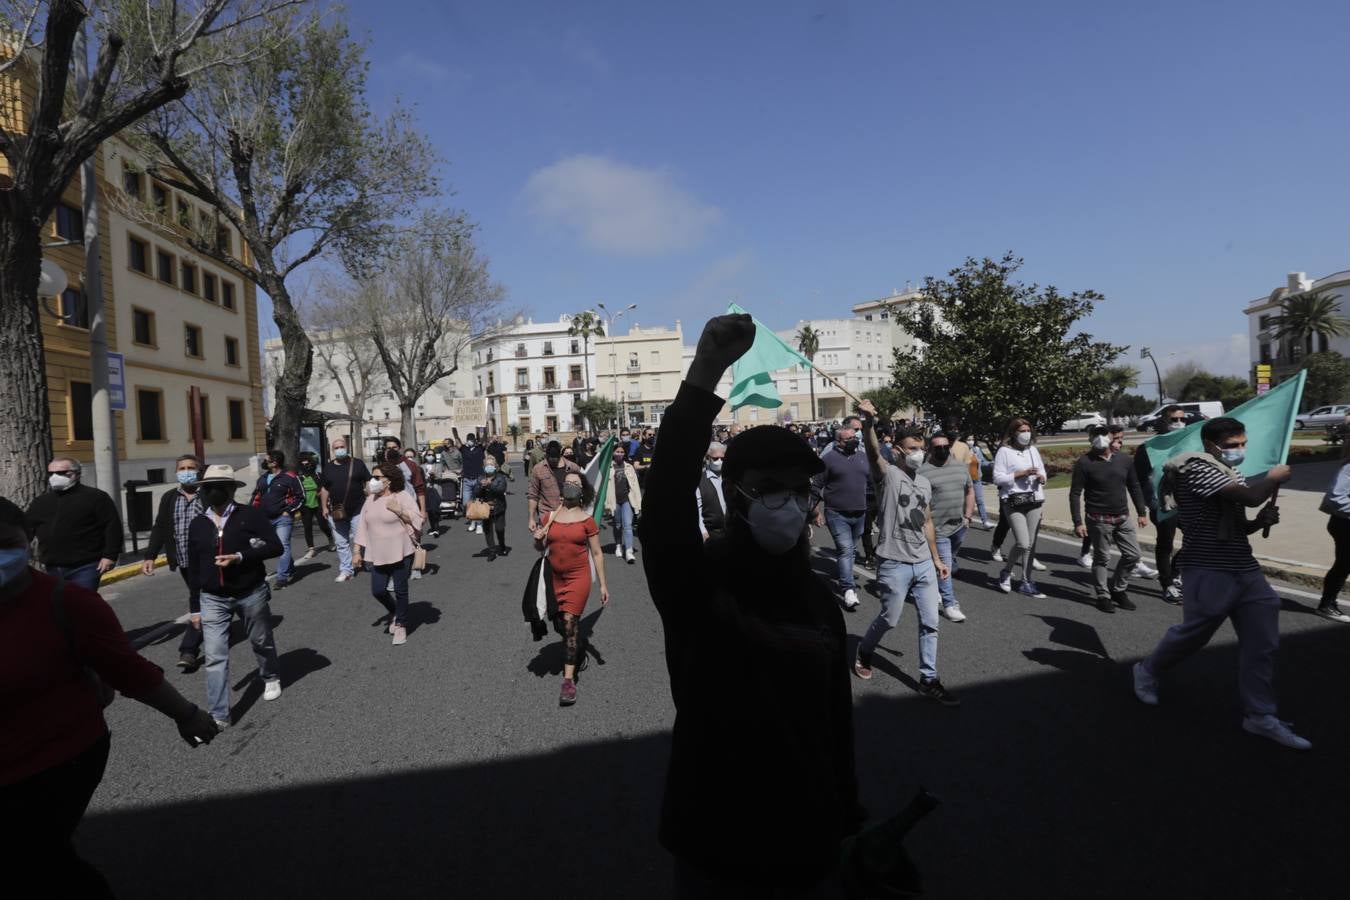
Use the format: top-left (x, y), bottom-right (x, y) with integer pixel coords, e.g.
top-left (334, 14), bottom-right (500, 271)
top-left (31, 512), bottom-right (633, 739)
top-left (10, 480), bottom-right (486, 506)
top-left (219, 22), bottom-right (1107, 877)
top-left (1262, 370), bottom-right (1306, 538)
top-left (804, 358), bottom-right (864, 408)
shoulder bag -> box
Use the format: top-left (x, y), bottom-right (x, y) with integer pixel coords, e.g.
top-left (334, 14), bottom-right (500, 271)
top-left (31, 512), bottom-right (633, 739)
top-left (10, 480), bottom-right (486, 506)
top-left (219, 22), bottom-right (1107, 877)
top-left (1006, 447), bottom-right (1044, 512)
top-left (330, 460), bottom-right (356, 521)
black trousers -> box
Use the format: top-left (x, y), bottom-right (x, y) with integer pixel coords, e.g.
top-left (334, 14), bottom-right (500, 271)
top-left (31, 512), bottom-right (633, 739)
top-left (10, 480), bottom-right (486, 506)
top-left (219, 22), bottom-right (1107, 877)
top-left (0, 733), bottom-right (116, 898)
top-left (992, 499), bottom-right (1010, 550)
top-left (1151, 508), bottom-right (1179, 588)
top-left (483, 510), bottom-right (507, 551)
top-left (177, 567), bottom-right (203, 655)
top-left (299, 506), bottom-right (332, 549)
top-left (1321, 515), bottom-right (1350, 606)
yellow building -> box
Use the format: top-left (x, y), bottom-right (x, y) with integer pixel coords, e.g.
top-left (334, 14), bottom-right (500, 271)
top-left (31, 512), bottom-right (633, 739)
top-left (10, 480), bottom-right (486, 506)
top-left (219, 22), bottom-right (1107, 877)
top-left (593, 322), bottom-right (685, 426)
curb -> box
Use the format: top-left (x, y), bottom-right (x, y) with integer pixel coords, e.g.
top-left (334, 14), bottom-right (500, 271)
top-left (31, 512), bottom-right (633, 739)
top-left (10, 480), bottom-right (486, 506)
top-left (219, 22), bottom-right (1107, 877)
top-left (101, 556), bottom-right (167, 586)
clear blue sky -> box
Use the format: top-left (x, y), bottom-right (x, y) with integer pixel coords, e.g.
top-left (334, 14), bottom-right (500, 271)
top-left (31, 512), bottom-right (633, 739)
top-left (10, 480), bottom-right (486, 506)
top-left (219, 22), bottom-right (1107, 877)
top-left (267, 0), bottom-right (1350, 389)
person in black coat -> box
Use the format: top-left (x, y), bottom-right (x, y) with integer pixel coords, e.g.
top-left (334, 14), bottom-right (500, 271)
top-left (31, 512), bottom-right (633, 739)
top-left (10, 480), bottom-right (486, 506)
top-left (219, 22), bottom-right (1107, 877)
top-left (140, 455), bottom-right (208, 671)
top-left (639, 315), bottom-right (862, 895)
top-left (25, 457), bottom-right (123, 592)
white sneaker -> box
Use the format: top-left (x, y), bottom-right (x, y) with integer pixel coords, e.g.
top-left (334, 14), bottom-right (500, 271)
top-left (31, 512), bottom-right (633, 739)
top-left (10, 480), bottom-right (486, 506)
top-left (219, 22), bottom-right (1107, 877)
top-left (996, 573), bottom-right (1012, 593)
top-left (263, 680), bottom-right (282, 702)
top-left (1132, 662), bottom-right (1159, 706)
top-left (991, 549), bottom-right (1004, 562)
top-left (475, 523), bottom-right (484, 534)
top-left (301, 548), bottom-right (317, 561)
top-left (979, 519), bottom-right (992, 529)
top-left (1242, 714), bottom-right (1311, 750)
top-left (1077, 553), bottom-right (1093, 569)
top-left (335, 572), bottom-right (352, 583)
top-left (467, 522), bottom-right (476, 532)
top-left (411, 569), bottom-right (422, 580)
top-left (842, 589), bottom-right (860, 609)
top-left (615, 546), bottom-right (624, 558)
top-left (941, 604), bottom-right (967, 623)
top-left (1133, 562), bottom-right (1159, 579)
top-left (1315, 604), bottom-right (1350, 623)
top-left (427, 530), bottom-right (439, 539)
top-left (625, 548), bottom-right (636, 563)
top-left (1031, 558), bottom-right (1047, 572)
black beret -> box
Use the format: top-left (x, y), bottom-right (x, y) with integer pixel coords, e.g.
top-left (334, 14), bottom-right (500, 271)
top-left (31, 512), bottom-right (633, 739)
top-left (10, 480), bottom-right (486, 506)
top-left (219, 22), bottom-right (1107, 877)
top-left (724, 425), bottom-right (825, 482)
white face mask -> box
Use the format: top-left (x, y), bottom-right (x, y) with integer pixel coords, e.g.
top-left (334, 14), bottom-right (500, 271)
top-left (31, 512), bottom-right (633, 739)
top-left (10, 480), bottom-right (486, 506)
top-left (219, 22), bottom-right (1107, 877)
top-left (368, 478), bottom-right (385, 495)
top-left (48, 473), bottom-right (75, 491)
top-left (1016, 431), bottom-right (1032, 447)
top-left (745, 493), bottom-right (809, 555)
top-left (1168, 421), bottom-right (1185, 432)
top-left (904, 450), bottom-right (926, 469)
top-left (707, 459), bottom-right (723, 474)
top-left (1090, 435), bottom-right (1110, 450)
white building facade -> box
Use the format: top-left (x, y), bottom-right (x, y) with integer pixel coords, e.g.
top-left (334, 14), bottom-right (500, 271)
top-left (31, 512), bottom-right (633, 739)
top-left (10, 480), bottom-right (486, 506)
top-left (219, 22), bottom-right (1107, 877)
top-left (1245, 269), bottom-right (1350, 387)
top-left (470, 316), bottom-right (599, 436)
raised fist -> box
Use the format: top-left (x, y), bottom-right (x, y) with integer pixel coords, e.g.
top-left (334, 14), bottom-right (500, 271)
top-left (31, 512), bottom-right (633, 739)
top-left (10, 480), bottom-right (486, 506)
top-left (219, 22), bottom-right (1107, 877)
top-left (694, 314), bottom-right (756, 372)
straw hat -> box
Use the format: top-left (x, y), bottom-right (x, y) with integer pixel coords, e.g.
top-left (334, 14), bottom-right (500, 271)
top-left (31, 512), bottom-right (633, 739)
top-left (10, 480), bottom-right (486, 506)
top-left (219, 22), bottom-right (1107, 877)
top-left (197, 464), bottom-right (245, 487)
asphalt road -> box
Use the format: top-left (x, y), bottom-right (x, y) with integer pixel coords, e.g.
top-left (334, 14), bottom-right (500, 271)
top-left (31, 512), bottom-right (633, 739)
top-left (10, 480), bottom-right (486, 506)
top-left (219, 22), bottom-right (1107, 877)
top-left (80, 469), bottom-right (1349, 899)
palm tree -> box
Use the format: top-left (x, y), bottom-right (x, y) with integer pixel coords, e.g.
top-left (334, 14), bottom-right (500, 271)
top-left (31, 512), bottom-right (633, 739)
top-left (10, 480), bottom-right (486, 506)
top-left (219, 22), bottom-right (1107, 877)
top-left (568, 310), bottom-right (606, 428)
top-left (795, 325), bottom-right (821, 420)
top-left (1270, 291), bottom-right (1350, 363)
top-left (1098, 364), bottom-right (1139, 423)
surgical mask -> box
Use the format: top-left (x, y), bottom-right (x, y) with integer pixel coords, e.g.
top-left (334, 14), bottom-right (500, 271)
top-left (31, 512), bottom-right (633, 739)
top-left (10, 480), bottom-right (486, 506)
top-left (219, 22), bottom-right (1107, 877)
top-left (1016, 432), bottom-right (1032, 447)
top-left (48, 473), bottom-right (74, 491)
top-left (368, 478), bottom-right (385, 494)
top-left (929, 446), bottom-right (951, 464)
top-left (744, 493), bottom-right (808, 555)
top-left (904, 450), bottom-right (926, 469)
top-left (176, 470), bottom-right (200, 487)
top-left (334, 447), bottom-right (349, 459)
top-left (0, 547), bottom-right (29, 587)
top-left (707, 459), bottom-right (723, 474)
top-left (562, 483), bottom-right (583, 503)
top-left (1168, 421), bottom-right (1186, 432)
top-left (1218, 448), bottom-right (1245, 467)
top-left (484, 465), bottom-right (497, 475)
top-left (1091, 435), bottom-right (1110, 450)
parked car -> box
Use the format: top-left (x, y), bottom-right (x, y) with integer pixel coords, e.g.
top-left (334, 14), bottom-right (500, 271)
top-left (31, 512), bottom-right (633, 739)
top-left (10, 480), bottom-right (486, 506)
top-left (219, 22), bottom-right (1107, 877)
top-left (1294, 404), bottom-right (1350, 430)
top-left (1138, 400), bottom-right (1224, 431)
top-left (1058, 411), bottom-right (1108, 432)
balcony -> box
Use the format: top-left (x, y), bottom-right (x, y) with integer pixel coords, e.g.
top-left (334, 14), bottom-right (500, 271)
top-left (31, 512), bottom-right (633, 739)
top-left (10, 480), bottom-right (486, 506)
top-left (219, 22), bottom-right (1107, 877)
top-left (626, 390), bottom-right (642, 401)
top-left (514, 348), bottom-right (528, 358)
top-left (540, 381), bottom-right (559, 391)
top-left (567, 379), bottom-right (584, 389)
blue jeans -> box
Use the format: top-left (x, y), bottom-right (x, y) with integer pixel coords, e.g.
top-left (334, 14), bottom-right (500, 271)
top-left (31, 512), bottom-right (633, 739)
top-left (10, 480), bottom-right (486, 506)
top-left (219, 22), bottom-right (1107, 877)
top-left (48, 561), bottom-right (101, 593)
top-left (973, 483), bottom-right (988, 521)
top-left (859, 558), bottom-right (941, 681)
top-left (935, 525), bottom-right (967, 610)
top-left (612, 501), bottom-right (635, 551)
top-left (370, 554), bottom-right (412, 626)
top-left (329, 513), bottom-right (361, 577)
top-left (825, 509), bottom-right (865, 590)
top-left (461, 478), bottom-right (476, 510)
top-left (200, 583), bottom-right (279, 722)
top-left (271, 515), bottom-right (294, 583)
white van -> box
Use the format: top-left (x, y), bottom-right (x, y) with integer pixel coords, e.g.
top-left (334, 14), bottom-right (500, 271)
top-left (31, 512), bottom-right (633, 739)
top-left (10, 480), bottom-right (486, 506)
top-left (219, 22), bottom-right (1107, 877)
top-left (1138, 401), bottom-right (1224, 431)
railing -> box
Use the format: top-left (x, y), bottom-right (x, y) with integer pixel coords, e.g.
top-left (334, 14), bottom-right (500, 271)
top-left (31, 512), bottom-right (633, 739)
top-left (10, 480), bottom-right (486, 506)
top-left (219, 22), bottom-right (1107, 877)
top-left (627, 390), bottom-right (642, 400)
top-left (567, 379), bottom-right (584, 389)
top-left (514, 349), bottom-right (528, 358)
top-left (627, 362), bottom-right (641, 371)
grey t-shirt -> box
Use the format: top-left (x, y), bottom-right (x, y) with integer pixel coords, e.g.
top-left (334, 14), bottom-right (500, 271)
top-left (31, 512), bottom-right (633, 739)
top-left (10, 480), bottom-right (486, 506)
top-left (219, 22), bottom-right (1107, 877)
top-left (876, 465), bottom-right (933, 563)
top-left (918, 459), bottom-right (972, 538)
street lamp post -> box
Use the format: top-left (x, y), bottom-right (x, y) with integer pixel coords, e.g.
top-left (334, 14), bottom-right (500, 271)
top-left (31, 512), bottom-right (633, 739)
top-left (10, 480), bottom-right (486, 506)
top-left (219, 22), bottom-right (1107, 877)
top-left (1140, 347), bottom-right (1164, 407)
top-left (596, 302), bottom-right (637, 430)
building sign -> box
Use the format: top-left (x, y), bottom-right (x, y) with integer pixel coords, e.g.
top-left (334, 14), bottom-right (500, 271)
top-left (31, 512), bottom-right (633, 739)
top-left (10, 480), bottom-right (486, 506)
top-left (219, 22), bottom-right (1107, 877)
top-left (107, 352), bottom-right (126, 411)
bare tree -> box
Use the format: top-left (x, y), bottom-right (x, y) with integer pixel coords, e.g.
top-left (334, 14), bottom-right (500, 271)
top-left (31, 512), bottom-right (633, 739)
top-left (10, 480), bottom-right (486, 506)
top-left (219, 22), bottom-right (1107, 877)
top-left (0, 0), bottom-right (303, 504)
top-left (350, 210), bottom-right (508, 446)
top-left (124, 14), bottom-right (437, 465)
top-left (306, 283), bottom-right (386, 448)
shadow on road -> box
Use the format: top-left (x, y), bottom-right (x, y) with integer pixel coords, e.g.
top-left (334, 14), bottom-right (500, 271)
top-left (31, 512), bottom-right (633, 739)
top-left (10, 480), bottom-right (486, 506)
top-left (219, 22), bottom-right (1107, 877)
top-left (526, 606), bottom-right (607, 678)
top-left (79, 627), bottom-right (1348, 899)
top-left (229, 647), bottom-right (332, 724)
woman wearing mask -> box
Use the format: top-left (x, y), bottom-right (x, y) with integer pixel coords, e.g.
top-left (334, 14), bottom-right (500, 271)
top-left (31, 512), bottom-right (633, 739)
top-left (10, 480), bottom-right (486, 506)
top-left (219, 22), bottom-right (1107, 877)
top-left (993, 418), bottom-right (1048, 598)
top-left (353, 464), bottom-right (424, 646)
top-left (965, 435), bottom-right (992, 528)
top-left (604, 443), bottom-right (642, 562)
top-left (474, 458), bottom-right (510, 560)
top-left (532, 471), bottom-right (609, 706)
top-left (640, 315), bottom-right (862, 895)
top-left (297, 455), bottom-right (332, 561)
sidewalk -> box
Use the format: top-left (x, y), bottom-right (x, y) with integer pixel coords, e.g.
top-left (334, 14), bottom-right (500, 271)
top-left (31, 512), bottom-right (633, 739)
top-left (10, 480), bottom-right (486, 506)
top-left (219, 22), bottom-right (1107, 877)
top-left (984, 458), bottom-right (1343, 591)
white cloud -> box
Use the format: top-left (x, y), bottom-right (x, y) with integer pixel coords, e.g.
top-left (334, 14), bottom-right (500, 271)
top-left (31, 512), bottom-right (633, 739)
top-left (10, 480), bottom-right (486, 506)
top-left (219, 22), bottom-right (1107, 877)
top-left (387, 53), bottom-right (470, 90)
top-left (522, 155), bottom-right (721, 255)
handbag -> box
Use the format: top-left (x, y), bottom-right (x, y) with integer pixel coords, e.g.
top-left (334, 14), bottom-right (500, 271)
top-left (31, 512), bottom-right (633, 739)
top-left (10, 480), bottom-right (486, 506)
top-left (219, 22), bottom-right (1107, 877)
top-left (50, 576), bottom-right (116, 709)
top-left (406, 527), bottom-right (427, 571)
top-left (466, 499), bottom-right (493, 521)
top-left (1006, 491), bottom-right (1042, 511)
top-left (330, 459), bottom-right (356, 521)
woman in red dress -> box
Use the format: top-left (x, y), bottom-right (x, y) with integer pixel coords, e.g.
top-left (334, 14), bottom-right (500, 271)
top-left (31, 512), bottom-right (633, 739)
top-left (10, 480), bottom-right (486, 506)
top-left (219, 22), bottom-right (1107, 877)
top-left (532, 470), bottom-right (610, 706)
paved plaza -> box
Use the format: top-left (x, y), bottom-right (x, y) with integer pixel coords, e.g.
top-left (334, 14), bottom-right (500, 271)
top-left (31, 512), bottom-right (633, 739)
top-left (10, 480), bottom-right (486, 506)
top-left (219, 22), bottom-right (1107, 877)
top-left (81, 464), bottom-right (1348, 899)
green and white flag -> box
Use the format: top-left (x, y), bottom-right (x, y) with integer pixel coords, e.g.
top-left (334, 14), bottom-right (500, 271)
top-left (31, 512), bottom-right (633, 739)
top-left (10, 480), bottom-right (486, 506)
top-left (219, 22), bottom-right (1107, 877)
top-left (1143, 371), bottom-right (1306, 520)
top-left (583, 435), bottom-right (617, 526)
top-left (726, 302), bottom-right (814, 410)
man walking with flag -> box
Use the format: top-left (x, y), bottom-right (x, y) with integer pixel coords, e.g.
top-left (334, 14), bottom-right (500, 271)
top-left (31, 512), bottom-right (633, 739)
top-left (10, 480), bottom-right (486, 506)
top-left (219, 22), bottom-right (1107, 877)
top-left (1132, 414), bottom-right (1308, 750)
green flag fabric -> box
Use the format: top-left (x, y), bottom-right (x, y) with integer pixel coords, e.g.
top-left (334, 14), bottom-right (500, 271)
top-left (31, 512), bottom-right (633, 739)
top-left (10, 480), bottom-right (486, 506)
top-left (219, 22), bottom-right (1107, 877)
top-left (1143, 371), bottom-right (1306, 520)
top-left (726, 302), bottom-right (814, 410)
top-left (583, 435), bottom-right (616, 526)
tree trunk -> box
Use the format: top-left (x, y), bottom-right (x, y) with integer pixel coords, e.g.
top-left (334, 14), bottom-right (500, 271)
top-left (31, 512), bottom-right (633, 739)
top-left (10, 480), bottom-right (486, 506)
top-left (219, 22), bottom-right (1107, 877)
top-left (399, 403), bottom-right (417, 449)
top-left (0, 217), bottom-right (56, 507)
top-left (266, 280), bottom-right (313, 467)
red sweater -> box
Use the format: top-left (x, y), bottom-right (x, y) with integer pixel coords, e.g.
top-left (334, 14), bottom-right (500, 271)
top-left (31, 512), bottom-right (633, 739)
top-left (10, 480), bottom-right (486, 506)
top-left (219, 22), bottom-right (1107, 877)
top-left (0, 569), bottom-right (164, 785)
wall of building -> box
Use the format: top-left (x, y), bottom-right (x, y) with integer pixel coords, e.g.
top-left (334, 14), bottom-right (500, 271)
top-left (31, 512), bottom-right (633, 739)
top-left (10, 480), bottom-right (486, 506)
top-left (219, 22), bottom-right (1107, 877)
top-left (471, 317), bottom-right (599, 436)
top-left (1245, 270), bottom-right (1350, 388)
top-left (594, 322), bottom-right (684, 425)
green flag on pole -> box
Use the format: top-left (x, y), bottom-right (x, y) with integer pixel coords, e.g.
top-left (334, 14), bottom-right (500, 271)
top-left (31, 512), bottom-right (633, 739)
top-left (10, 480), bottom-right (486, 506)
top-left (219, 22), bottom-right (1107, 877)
top-left (583, 435), bottom-right (616, 526)
top-left (1143, 370), bottom-right (1306, 520)
top-left (726, 302), bottom-right (813, 410)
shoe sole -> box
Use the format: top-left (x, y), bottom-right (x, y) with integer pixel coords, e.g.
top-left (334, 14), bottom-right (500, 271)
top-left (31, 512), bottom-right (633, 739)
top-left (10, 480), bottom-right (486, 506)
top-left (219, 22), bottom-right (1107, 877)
top-left (1242, 724), bottom-right (1310, 750)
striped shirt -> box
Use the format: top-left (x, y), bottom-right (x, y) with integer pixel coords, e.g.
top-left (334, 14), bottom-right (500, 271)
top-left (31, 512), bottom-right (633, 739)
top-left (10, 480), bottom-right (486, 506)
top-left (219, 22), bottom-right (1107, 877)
top-left (1175, 458), bottom-right (1258, 572)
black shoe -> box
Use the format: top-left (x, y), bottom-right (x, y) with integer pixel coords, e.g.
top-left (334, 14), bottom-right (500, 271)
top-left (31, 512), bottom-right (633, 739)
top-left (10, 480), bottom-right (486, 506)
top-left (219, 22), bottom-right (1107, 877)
top-left (1095, 597), bottom-right (1116, 614)
top-left (176, 651), bottom-right (199, 672)
top-left (1111, 591), bottom-right (1137, 611)
top-left (498, 546), bottom-right (511, 557)
top-left (918, 678), bottom-right (960, 706)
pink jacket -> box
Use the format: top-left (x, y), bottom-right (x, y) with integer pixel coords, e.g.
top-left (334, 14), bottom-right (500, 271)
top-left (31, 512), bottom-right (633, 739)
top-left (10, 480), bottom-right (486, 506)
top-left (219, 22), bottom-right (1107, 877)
top-left (355, 490), bottom-right (424, 565)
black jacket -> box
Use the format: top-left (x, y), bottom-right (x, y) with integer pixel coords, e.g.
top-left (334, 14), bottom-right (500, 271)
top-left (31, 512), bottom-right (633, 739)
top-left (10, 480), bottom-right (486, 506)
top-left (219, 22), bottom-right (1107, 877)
top-left (25, 483), bottom-right (124, 567)
top-left (320, 458), bottom-right (370, 517)
top-left (186, 504), bottom-right (283, 597)
top-left (638, 382), bottom-right (862, 886)
top-left (1070, 450), bottom-right (1147, 525)
top-left (251, 471), bottom-right (304, 519)
top-left (472, 471), bottom-right (509, 515)
top-left (144, 487), bottom-right (202, 569)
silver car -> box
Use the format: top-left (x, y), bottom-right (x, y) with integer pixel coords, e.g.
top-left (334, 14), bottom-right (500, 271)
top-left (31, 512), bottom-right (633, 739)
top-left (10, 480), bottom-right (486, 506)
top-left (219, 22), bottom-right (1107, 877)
top-left (1295, 404), bottom-right (1350, 430)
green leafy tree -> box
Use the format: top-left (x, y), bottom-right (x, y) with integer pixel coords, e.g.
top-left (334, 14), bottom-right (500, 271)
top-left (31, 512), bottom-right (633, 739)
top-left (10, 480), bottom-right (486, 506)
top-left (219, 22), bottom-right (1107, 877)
top-left (1162, 361), bottom-right (1204, 400)
top-left (888, 253), bottom-right (1124, 449)
top-left (1177, 372), bottom-right (1255, 411)
top-left (0, 0), bottom-right (302, 503)
top-left (1270, 291), bottom-right (1350, 362)
top-left (858, 386), bottom-right (907, 425)
top-left (795, 324), bottom-right (821, 420)
top-left (507, 423), bottom-right (521, 450)
top-left (574, 395), bottom-right (618, 432)
top-left (1299, 351), bottom-right (1350, 408)
top-left (1095, 364), bottom-right (1139, 422)
top-left (129, 15), bottom-right (437, 466)
top-left (1116, 393), bottom-right (1154, 418)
